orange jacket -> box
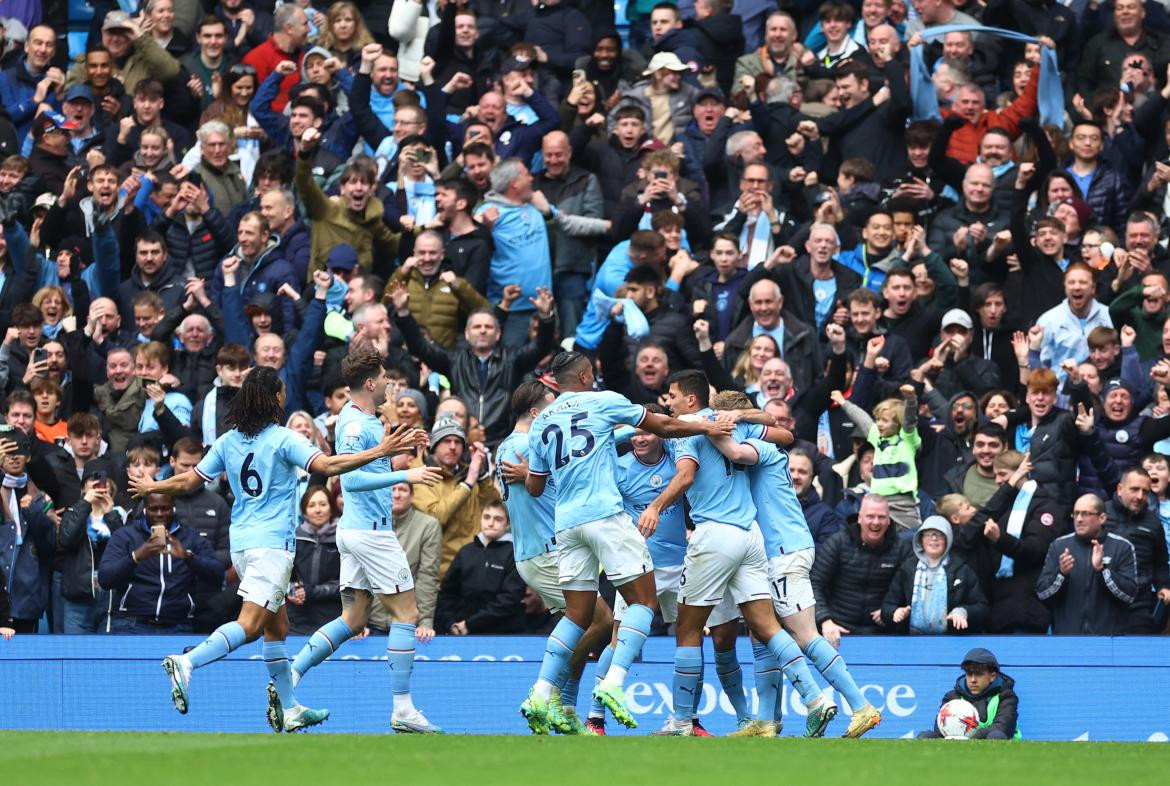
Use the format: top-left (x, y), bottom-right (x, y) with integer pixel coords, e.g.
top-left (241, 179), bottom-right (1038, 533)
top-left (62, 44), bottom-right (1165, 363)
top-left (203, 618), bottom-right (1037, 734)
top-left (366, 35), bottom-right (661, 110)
top-left (941, 65), bottom-right (1040, 165)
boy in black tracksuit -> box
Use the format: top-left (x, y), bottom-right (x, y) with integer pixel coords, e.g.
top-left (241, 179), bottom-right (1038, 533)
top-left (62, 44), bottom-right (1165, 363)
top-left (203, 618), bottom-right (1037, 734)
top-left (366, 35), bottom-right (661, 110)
top-left (919, 648), bottom-right (1020, 739)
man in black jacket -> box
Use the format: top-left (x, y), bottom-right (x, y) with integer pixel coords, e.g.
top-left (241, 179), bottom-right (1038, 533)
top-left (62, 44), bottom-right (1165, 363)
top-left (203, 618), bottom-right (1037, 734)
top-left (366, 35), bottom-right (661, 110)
top-left (98, 492), bottom-right (223, 634)
top-left (618, 265), bottom-right (703, 373)
top-left (812, 60), bottom-right (910, 182)
top-left (1036, 493), bottom-right (1138, 635)
top-left (811, 494), bottom-right (911, 647)
top-left (392, 291), bottom-right (555, 447)
top-left (1105, 467), bottom-right (1170, 633)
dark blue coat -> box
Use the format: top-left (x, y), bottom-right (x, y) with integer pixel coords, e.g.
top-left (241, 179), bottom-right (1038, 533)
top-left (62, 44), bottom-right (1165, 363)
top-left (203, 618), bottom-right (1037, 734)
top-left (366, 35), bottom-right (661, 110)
top-left (799, 487), bottom-right (846, 546)
top-left (1, 498), bottom-right (55, 620)
top-left (209, 236), bottom-right (300, 332)
top-left (97, 516), bottom-right (223, 625)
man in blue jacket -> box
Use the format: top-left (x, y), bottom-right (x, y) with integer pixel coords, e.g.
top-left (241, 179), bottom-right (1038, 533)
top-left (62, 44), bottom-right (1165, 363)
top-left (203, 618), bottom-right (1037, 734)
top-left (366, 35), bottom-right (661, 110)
top-left (0, 25), bottom-right (61, 140)
top-left (0, 425), bottom-right (54, 634)
top-left (98, 492), bottom-right (222, 634)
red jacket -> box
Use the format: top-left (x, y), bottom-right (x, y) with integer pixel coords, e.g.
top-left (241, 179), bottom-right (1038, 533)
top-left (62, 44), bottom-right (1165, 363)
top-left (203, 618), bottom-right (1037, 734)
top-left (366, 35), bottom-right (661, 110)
top-left (941, 66), bottom-right (1040, 165)
top-left (242, 38), bottom-right (302, 112)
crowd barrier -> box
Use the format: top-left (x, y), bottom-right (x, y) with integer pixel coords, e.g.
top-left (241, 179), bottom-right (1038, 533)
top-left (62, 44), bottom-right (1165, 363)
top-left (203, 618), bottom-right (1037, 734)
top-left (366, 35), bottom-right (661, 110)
top-left (1, 635), bottom-right (1167, 740)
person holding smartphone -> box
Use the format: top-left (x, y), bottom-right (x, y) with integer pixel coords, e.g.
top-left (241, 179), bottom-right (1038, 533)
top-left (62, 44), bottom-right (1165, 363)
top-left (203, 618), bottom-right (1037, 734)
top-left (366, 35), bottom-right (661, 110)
top-left (57, 464), bottom-right (129, 633)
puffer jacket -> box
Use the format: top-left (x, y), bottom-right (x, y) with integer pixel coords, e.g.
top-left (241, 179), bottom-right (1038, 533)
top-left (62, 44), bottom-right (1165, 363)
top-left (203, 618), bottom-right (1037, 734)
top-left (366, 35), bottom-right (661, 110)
top-left (435, 533), bottom-right (526, 634)
top-left (385, 267), bottom-right (489, 350)
top-left (811, 517), bottom-right (912, 632)
top-left (880, 519), bottom-right (989, 633)
top-left (1105, 496), bottom-right (1170, 617)
top-left (393, 309), bottom-right (556, 446)
top-left (1001, 405), bottom-right (1083, 507)
top-left (1074, 162), bottom-right (1131, 235)
top-left (157, 208), bottom-right (235, 280)
top-left (209, 235), bottom-right (299, 333)
top-left (0, 499), bottom-right (54, 621)
top-left (116, 257), bottom-right (186, 330)
top-left (611, 78), bottom-right (702, 144)
top-left (57, 500), bottom-right (128, 602)
top-left (798, 487), bottom-right (846, 545)
top-left (279, 220), bottom-right (312, 284)
top-left (97, 516), bottom-right (223, 625)
top-left (934, 671), bottom-right (1020, 739)
top-left (289, 520), bottom-right (342, 635)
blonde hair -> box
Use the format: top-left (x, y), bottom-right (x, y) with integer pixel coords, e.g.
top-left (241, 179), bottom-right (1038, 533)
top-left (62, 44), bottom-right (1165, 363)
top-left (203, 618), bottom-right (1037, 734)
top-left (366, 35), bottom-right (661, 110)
top-left (872, 398), bottom-right (903, 429)
top-left (319, 1), bottom-right (375, 53)
top-left (32, 286), bottom-right (72, 321)
top-left (936, 493), bottom-right (968, 521)
top-left (994, 450), bottom-right (1023, 472)
top-left (711, 390), bottom-right (754, 411)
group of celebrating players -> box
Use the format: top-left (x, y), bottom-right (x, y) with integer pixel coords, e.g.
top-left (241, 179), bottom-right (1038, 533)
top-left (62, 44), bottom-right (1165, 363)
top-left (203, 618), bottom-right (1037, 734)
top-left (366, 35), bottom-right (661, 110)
top-left (132, 347), bottom-right (881, 738)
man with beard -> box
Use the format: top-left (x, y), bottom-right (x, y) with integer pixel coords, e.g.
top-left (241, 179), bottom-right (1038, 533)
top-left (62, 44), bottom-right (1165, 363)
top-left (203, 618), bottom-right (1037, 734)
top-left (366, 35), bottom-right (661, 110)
top-left (943, 422), bottom-right (1006, 508)
top-left (435, 178), bottom-right (493, 294)
top-left (1104, 467), bottom-right (1170, 634)
top-left (1035, 264), bottom-right (1113, 383)
top-left (116, 231), bottom-right (186, 328)
top-left (67, 12), bottom-right (180, 96)
top-left (617, 265), bottom-right (702, 374)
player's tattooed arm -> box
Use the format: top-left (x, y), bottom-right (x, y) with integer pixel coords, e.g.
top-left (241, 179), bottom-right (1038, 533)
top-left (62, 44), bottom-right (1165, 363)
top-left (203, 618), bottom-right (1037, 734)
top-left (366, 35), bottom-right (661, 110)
top-left (637, 458), bottom-right (696, 537)
top-left (128, 470), bottom-right (206, 498)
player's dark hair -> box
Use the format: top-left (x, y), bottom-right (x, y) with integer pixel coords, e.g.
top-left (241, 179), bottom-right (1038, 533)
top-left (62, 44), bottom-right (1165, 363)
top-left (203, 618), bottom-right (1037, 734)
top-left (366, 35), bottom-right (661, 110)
top-left (341, 345), bottom-right (383, 389)
top-left (644, 403), bottom-right (667, 416)
top-left (550, 351), bottom-right (590, 385)
top-left (226, 365), bottom-right (284, 437)
top-left (511, 380), bottom-right (549, 418)
top-left (667, 370), bottom-right (709, 407)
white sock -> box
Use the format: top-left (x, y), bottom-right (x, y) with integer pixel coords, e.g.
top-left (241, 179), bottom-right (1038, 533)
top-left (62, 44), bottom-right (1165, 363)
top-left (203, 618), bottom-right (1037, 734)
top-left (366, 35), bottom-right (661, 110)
top-left (601, 664), bottom-right (628, 688)
top-left (533, 679), bottom-right (555, 701)
top-left (291, 670), bottom-right (301, 688)
top-left (392, 692), bottom-right (416, 716)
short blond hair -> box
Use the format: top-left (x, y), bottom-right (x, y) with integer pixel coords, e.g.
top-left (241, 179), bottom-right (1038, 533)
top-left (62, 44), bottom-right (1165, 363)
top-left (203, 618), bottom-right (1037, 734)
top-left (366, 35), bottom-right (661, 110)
top-left (994, 450), bottom-right (1023, 472)
top-left (711, 390), bottom-right (754, 411)
top-left (936, 493), bottom-right (968, 521)
top-left (872, 398), bottom-right (903, 428)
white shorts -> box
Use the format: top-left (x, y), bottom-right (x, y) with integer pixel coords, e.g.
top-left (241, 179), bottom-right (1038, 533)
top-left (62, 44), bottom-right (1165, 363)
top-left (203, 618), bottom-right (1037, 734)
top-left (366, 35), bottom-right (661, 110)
top-left (231, 548), bottom-right (295, 611)
top-left (768, 549), bottom-right (816, 618)
top-left (614, 563), bottom-right (683, 624)
top-left (678, 522), bottom-right (771, 610)
top-left (516, 551), bottom-right (565, 614)
top-left (336, 528), bottom-right (415, 595)
top-left (557, 512), bottom-right (653, 592)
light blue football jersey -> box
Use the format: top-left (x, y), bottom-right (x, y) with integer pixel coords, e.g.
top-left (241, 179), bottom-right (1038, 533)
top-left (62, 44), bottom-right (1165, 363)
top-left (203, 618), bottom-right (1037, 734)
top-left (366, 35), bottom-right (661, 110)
top-left (496, 428), bottom-right (556, 562)
top-left (674, 410), bottom-right (762, 529)
top-left (617, 441), bottom-right (686, 567)
top-left (195, 423), bottom-right (322, 552)
top-left (527, 391), bottom-right (647, 533)
top-left (336, 401), bottom-right (396, 531)
top-left (745, 438), bottom-right (814, 557)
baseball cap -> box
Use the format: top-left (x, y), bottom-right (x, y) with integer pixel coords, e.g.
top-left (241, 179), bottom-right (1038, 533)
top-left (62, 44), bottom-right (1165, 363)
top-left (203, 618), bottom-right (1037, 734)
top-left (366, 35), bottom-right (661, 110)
top-left (642, 51), bottom-right (689, 76)
top-left (32, 111), bottom-right (77, 138)
top-left (960, 647), bottom-right (999, 670)
top-left (695, 87), bottom-right (726, 104)
top-left (33, 193), bottom-right (56, 213)
top-left (429, 416), bottom-right (466, 449)
top-left (102, 10), bottom-right (134, 31)
top-left (500, 55), bottom-right (534, 75)
top-left (63, 84), bottom-right (95, 104)
top-left (326, 243), bottom-right (358, 272)
top-left (639, 138), bottom-right (667, 153)
top-left (940, 308), bottom-right (973, 331)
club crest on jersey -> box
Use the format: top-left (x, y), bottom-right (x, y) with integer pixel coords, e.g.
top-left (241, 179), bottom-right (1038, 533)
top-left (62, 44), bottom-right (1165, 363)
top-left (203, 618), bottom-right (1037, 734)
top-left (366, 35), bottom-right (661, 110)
top-left (398, 568), bottom-right (410, 581)
top-left (344, 422), bottom-right (362, 438)
top-left (650, 473), bottom-right (663, 487)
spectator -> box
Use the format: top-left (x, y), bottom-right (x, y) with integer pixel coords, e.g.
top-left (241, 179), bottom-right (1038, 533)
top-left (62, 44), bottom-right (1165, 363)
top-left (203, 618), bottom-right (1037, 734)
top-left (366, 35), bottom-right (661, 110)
top-left (1, 25), bottom-right (60, 140)
top-left (68, 13), bottom-right (181, 96)
top-left (387, 481), bottom-right (441, 642)
top-left (881, 516), bottom-right (988, 634)
top-left (93, 348), bottom-right (146, 456)
top-left (613, 51), bottom-right (700, 146)
top-left (97, 491), bottom-right (223, 634)
top-left (242, 3), bottom-right (310, 112)
top-left (384, 230), bottom-right (489, 350)
top-left (288, 485), bottom-right (341, 635)
top-left (724, 279), bottom-right (820, 395)
top-left (1037, 492), bottom-right (1138, 635)
top-left (435, 499), bottom-right (525, 634)
top-left (0, 426), bottom-right (55, 634)
top-left (917, 648), bottom-right (1020, 740)
top-left (193, 121), bottom-right (248, 215)
top-left (1104, 467), bottom-right (1170, 634)
top-left (57, 463), bottom-right (127, 633)
top-left (411, 417), bottom-right (501, 577)
top-left (789, 447), bottom-right (845, 545)
top-left (811, 494), bottom-right (912, 647)
top-left (734, 10), bottom-right (799, 85)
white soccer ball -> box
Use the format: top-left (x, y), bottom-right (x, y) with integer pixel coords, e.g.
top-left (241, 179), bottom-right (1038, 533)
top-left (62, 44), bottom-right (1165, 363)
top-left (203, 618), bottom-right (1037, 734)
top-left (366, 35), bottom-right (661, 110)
top-left (936, 698), bottom-right (980, 739)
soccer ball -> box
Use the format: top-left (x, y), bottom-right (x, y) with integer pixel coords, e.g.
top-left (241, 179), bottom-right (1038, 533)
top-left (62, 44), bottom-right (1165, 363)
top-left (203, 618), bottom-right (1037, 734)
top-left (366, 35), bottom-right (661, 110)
top-left (936, 699), bottom-right (980, 739)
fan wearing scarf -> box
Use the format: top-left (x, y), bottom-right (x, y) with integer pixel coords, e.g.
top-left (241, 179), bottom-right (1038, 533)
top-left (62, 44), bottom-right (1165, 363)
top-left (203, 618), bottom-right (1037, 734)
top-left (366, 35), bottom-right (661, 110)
top-left (881, 516), bottom-right (988, 635)
top-left (0, 425), bottom-right (55, 635)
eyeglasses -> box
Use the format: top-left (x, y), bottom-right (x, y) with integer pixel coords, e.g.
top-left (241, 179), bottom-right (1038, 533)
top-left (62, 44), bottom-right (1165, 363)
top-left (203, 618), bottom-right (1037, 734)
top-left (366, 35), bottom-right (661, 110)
top-left (228, 64), bottom-right (257, 76)
top-left (1072, 510), bottom-right (1100, 518)
top-left (951, 401), bottom-right (976, 410)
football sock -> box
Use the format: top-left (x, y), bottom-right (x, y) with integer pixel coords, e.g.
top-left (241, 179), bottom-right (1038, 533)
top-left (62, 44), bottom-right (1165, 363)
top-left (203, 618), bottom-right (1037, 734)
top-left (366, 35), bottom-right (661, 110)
top-left (536, 617), bottom-right (585, 700)
top-left (715, 648), bottom-right (750, 723)
top-left (806, 635), bottom-right (866, 711)
top-left (291, 616), bottom-right (355, 684)
top-left (766, 630), bottom-right (821, 707)
top-left (692, 653), bottom-right (705, 718)
top-left (672, 646), bottom-right (703, 722)
top-left (602, 603), bottom-right (652, 689)
top-left (262, 640), bottom-right (297, 709)
top-left (561, 676), bottom-right (581, 709)
top-left (752, 641), bottom-right (781, 723)
top-left (588, 645), bottom-right (615, 718)
top-left (388, 623), bottom-right (417, 715)
top-left (184, 621), bottom-right (247, 670)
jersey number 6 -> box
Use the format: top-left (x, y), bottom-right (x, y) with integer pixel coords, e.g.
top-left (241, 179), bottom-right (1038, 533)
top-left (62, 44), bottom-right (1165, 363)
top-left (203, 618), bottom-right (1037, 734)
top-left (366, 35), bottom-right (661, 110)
top-left (240, 453), bottom-right (264, 497)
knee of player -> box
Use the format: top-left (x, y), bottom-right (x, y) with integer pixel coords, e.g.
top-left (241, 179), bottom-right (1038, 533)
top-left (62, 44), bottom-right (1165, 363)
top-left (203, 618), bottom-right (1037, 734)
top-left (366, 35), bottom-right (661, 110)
top-left (395, 606), bottom-right (421, 626)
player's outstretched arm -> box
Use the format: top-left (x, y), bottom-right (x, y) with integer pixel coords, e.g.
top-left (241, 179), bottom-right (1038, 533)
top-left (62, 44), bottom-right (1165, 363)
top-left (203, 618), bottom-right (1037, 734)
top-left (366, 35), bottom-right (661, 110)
top-left (637, 458), bottom-right (696, 537)
top-left (640, 411), bottom-right (734, 439)
top-left (129, 470), bottom-right (206, 498)
top-left (712, 407), bottom-right (792, 445)
top-left (311, 425), bottom-right (430, 476)
top-left (344, 465), bottom-right (443, 492)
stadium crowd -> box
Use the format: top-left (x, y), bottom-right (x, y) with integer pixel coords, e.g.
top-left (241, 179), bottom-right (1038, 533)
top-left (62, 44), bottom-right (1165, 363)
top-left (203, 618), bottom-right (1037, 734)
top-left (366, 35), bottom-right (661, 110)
top-left (2, 0), bottom-right (1170, 644)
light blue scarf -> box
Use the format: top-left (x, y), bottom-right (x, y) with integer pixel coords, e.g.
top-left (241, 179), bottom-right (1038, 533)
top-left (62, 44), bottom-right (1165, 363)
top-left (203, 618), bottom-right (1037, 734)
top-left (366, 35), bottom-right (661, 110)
top-left (909, 25), bottom-right (1063, 127)
top-left (996, 479), bottom-right (1037, 579)
top-left (909, 557), bottom-right (949, 634)
top-left (588, 290), bottom-right (650, 340)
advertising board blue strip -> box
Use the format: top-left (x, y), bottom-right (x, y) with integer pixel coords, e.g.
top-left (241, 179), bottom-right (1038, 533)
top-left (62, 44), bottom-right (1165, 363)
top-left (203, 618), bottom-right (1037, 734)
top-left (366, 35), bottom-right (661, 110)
top-left (1, 636), bottom-right (1167, 740)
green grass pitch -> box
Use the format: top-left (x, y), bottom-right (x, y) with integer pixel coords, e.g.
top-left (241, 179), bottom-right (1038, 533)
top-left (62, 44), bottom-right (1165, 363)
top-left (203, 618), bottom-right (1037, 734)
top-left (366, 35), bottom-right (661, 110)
top-left (3, 732), bottom-right (1170, 786)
